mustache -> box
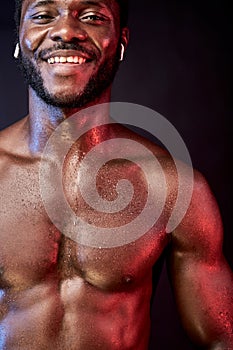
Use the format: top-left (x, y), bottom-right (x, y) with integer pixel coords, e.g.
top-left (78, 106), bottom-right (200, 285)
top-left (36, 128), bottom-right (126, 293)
top-left (38, 43), bottom-right (98, 60)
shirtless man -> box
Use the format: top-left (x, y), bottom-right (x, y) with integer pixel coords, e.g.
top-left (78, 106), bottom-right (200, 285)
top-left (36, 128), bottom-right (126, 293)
top-left (0, 0), bottom-right (233, 349)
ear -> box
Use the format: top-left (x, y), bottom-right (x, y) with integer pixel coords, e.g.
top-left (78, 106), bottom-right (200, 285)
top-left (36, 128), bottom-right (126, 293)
top-left (120, 27), bottom-right (130, 51)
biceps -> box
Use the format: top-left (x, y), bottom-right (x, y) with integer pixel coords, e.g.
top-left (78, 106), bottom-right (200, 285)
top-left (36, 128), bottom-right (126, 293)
top-left (168, 255), bottom-right (233, 347)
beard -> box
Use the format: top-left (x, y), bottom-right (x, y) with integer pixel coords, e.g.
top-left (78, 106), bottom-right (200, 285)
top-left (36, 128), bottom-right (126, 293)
top-left (18, 43), bottom-right (121, 109)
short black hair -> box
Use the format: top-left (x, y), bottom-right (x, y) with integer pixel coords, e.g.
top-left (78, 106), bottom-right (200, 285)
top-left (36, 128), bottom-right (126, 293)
top-left (14, 0), bottom-right (22, 36)
top-left (116, 0), bottom-right (129, 28)
top-left (14, 0), bottom-right (129, 37)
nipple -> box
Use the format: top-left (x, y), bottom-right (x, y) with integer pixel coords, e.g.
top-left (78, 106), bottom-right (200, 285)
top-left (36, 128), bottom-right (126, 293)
top-left (124, 275), bottom-right (133, 284)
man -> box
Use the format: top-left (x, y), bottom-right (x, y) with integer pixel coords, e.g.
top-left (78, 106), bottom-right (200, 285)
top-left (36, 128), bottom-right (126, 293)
top-left (0, 0), bottom-right (232, 349)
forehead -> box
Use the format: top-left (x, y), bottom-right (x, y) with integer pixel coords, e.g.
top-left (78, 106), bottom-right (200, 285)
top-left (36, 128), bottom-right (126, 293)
top-left (21, 0), bottom-right (119, 13)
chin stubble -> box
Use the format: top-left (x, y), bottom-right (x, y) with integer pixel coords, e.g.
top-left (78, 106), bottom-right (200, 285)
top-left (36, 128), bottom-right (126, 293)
top-left (18, 44), bottom-right (121, 109)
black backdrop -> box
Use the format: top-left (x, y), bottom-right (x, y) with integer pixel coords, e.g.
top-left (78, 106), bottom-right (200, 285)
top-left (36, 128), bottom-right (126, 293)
top-left (0, 1), bottom-right (232, 349)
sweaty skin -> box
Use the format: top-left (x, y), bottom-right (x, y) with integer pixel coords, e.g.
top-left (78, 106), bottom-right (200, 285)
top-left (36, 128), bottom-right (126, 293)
top-left (1, 0), bottom-right (233, 349)
top-left (0, 119), bottom-right (171, 350)
top-left (1, 116), bottom-right (233, 350)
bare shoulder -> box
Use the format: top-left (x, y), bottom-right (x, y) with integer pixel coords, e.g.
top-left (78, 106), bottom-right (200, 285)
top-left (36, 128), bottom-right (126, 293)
top-left (109, 123), bottom-right (168, 156)
top-left (172, 168), bottom-right (223, 258)
top-left (0, 117), bottom-right (28, 157)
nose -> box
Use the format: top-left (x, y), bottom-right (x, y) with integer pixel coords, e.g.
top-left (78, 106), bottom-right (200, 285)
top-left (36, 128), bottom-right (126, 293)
top-left (49, 14), bottom-right (87, 43)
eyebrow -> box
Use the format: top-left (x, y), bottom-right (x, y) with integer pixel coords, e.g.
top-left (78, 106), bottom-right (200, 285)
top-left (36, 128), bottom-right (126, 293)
top-left (79, 0), bottom-right (106, 5)
top-left (32, 0), bottom-right (108, 9)
top-left (31, 0), bottom-right (55, 9)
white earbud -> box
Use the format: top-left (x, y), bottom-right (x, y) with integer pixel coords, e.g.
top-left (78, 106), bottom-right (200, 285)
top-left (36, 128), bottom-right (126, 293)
top-left (14, 43), bottom-right (20, 59)
top-left (119, 43), bottom-right (125, 62)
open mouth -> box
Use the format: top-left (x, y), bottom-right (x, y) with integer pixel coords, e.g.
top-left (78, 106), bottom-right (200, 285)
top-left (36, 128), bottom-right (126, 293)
top-left (48, 56), bottom-right (90, 65)
top-left (42, 49), bottom-right (94, 66)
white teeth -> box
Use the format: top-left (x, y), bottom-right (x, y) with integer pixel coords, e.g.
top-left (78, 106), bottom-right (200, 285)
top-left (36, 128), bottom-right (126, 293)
top-left (67, 56), bottom-right (74, 63)
top-left (79, 57), bottom-right (85, 64)
top-left (47, 56), bottom-right (87, 64)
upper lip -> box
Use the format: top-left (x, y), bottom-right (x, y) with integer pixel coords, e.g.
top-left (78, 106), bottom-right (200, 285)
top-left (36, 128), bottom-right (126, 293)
top-left (42, 50), bottom-right (93, 61)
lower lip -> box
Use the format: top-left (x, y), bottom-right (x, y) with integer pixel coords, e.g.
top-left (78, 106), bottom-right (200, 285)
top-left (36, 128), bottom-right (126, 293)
top-left (47, 62), bottom-right (93, 76)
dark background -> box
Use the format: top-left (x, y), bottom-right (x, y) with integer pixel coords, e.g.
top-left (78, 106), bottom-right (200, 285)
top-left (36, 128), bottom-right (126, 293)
top-left (0, 1), bottom-right (232, 349)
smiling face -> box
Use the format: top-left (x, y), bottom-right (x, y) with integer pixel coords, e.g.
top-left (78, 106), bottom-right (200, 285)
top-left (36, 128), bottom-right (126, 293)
top-left (18, 0), bottom-right (129, 108)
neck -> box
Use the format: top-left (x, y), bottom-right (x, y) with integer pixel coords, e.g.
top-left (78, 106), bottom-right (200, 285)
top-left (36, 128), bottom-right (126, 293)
top-left (27, 87), bottom-right (112, 155)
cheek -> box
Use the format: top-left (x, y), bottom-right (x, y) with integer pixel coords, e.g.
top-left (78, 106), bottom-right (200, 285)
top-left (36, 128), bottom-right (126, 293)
top-left (102, 38), bottom-right (112, 50)
top-left (90, 26), bottom-right (120, 53)
top-left (101, 34), bottom-right (120, 56)
top-left (20, 27), bottom-right (49, 53)
top-left (24, 37), bottom-right (34, 51)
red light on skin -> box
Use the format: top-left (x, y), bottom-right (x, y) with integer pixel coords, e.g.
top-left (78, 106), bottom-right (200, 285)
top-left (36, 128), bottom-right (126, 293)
top-left (89, 127), bottom-right (103, 146)
top-left (72, 10), bottom-right (78, 18)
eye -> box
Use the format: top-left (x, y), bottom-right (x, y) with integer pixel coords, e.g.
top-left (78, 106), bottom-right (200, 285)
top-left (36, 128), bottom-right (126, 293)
top-left (79, 12), bottom-right (107, 24)
top-left (30, 12), bottom-right (55, 24)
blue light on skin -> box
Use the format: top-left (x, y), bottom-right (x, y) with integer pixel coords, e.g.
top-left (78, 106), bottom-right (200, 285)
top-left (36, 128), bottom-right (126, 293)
top-left (0, 325), bottom-right (6, 350)
top-left (0, 289), bottom-right (4, 298)
top-left (0, 289), bottom-right (6, 349)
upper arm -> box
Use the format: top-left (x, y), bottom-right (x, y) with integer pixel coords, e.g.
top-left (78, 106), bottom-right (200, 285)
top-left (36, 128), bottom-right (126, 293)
top-left (168, 170), bottom-right (233, 348)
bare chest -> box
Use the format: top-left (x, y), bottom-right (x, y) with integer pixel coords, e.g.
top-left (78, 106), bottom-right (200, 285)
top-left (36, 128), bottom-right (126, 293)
top-left (0, 158), bottom-right (169, 291)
